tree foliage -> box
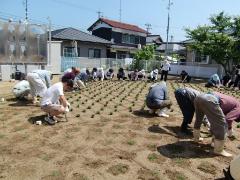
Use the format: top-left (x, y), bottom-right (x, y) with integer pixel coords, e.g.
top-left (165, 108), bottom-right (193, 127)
top-left (185, 12), bottom-right (240, 73)
top-left (132, 45), bottom-right (156, 70)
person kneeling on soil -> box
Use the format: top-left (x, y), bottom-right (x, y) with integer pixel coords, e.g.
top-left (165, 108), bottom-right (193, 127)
top-left (12, 80), bottom-right (31, 100)
top-left (205, 74), bottom-right (221, 88)
top-left (97, 67), bottom-right (105, 81)
top-left (174, 87), bottom-right (203, 134)
top-left (117, 67), bottom-right (126, 80)
top-left (138, 69), bottom-right (146, 80)
top-left (146, 81), bottom-right (172, 117)
top-left (128, 69), bottom-right (138, 81)
top-left (193, 93), bottom-right (233, 157)
top-left (40, 78), bottom-right (73, 125)
top-left (149, 69), bottom-right (159, 81)
top-left (74, 69), bottom-right (88, 89)
top-left (105, 68), bottom-right (114, 80)
top-left (180, 70), bottom-right (191, 83)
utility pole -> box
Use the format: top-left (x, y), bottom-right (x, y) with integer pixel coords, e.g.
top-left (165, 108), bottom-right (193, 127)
top-left (119, 0), bottom-right (122, 22)
top-left (47, 17), bottom-right (52, 66)
top-left (24, 0), bottom-right (28, 21)
top-left (145, 23), bottom-right (152, 35)
top-left (165, 0), bottom-right (173, 56)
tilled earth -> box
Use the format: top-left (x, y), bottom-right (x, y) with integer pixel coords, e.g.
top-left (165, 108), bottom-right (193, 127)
top-left (0, 79), bottom-right (239, 180)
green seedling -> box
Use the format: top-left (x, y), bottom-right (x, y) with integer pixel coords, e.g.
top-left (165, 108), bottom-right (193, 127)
top-left (92, 102), bottom-right (95, 106)
top-left (77, 104), bottom-right (80, 108)
top-left (100, 107), bottom-right (104, 111)
top-left (91, 114), bottom-right (95, 118)
top-left (96, 111), bottom-right (100, 115)
top-left (75, 114), bottom-right (80, 117)
top-left (81, 102), bottom-right (85, 105)
top-left (82, 109), bottom-right (86, 113)
top-left (129, 107), bottom-right (132, 112)
top-left (109, 112), bottom-right (113, 115)
top-left (70, 108), bottom-right (73, 112)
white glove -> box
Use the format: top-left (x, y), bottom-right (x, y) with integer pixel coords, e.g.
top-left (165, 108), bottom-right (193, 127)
top-left (65, 102), bottom-right (71, 113)
top-left (227, 129), bottom-right (234, 137)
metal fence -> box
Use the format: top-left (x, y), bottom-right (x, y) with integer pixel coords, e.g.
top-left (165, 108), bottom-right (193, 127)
top-left (60, 57), bottom-right (223, 78)
top-left (61, 57), bottom-right (132, 72)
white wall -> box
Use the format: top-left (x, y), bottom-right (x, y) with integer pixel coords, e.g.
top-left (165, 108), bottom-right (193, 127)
top-left (169, 64), bottom-right (223, 78)
top-left (47, 41), bottom-right (62, 74)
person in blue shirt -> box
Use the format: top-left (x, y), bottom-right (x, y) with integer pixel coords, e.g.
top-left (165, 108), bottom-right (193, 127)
top-left (205, 74), bottom-right (221, 88)
top-left (146, 81), bottom-right (172, 117)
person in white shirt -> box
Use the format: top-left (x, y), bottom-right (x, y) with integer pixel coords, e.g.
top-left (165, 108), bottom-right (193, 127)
top-left (161, 59), bottom-right (171, 81)
top-left (41, 78), bottom-right (73, 125)
top-left (97, 67), bottom-right (104, 81)
top-left (27, 70), bottom-right (52, 104)
top-left (150, 69), bottom-right (159, 81)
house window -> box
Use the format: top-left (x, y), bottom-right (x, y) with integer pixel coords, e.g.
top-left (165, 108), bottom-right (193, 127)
top-left (122, 34), bottom-right (129, 43)
top-left (130, 35), bottom-right (135, 44)
top-left (63, 47), bottom-right (80, 57)
top-left (88, 49), bottom-right (101, 58)
top-left (194, 51), bottom-right (209, 64)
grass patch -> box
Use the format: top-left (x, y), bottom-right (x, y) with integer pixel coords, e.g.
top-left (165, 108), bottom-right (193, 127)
top-left (107, 164), bottom-right (129, 176)
top-left (127, 140), bottom-right (135, 145)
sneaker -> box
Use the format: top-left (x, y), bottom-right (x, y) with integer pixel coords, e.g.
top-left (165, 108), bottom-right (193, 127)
top-left (149, 109), bottom-right (155, 114)
top-left (44, 116), bottom-right (55, 125)
top-left (156, 109), bottom-right (169, 117)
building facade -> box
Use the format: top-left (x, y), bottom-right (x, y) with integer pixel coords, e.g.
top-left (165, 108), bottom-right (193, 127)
top-left (88, 18), bottom-right (147, 59)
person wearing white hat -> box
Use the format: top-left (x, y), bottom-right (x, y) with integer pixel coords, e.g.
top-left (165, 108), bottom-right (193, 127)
top-left (150, 69), bottom-right (159, 81)
top-left (27, 69), bottom-right (52, 104)
top-left (146, 81), bottom-right (172, 117)
top-left (138, 69), bottom-right (146, 80)
top-left (97, 67), bottom-right (104, 81)
top-left (12, 80), bottom-right (31, 99)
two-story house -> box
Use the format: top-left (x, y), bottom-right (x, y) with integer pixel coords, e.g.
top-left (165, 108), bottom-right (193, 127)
top-left (88, 18), bottom-right (147, 59)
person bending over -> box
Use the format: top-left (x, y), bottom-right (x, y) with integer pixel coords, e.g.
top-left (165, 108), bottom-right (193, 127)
top-left (193, 93), bottom-right (232, 157)
top-left (174, 87), bottom-right (202, 134)
top-left (27, 69), bottom-right (52, 104)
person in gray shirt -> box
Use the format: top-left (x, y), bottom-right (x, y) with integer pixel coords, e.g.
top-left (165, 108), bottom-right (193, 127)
top-left (174, 87), bottom-right (202, 134)
top-left (146, 81), bottom-right (172, 117)
top-left (27, 69), bottom-right (52, 104)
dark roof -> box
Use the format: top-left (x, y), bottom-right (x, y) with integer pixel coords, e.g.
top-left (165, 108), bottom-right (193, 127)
top-left (88, 18), bottom-right (147, 34)
top-left (146, 35), bottom-right (163, 44)
top-left (51, 27), bottom-right (112, 44)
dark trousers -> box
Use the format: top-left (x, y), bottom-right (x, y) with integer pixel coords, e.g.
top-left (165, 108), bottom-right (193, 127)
top-left (234, 75), bottom-right (240, 88)
top-left (174, 89), bottom-right (195, 130)
top-left (161, 70), bottom-right (168, 81)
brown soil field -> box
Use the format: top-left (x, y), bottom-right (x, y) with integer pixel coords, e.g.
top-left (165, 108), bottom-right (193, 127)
top-left (0, 77), bottom-right (239, 180)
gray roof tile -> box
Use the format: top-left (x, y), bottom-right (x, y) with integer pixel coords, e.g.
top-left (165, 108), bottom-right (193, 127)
top-left (51, 27), bottom-right (112, 44)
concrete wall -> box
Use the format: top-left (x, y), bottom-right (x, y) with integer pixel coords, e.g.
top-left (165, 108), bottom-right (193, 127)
top-left (169, 63), bottom-right (224, 78)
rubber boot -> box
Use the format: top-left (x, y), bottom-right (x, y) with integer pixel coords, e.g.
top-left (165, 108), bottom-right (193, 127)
top-left (214, 139), bottom-right (232, 157)
top-left (156, 108), bottom-right (169, 117)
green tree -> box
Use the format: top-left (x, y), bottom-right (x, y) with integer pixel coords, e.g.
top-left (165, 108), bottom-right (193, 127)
top-left (132, 45), bottom-right (156, 70)
top-left (185, 12), bottom-right (240, 73)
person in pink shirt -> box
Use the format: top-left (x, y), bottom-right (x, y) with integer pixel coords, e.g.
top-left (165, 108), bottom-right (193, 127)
top-left (213, 92), bottom-right (240, 137)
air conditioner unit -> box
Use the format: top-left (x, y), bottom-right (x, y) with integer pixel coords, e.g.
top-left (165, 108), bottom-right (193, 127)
top-left (137, 44), bottom-right (141, 49)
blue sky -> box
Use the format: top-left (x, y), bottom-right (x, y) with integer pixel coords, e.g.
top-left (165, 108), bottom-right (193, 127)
top-left (1, 0), bottom-right (240, 41)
